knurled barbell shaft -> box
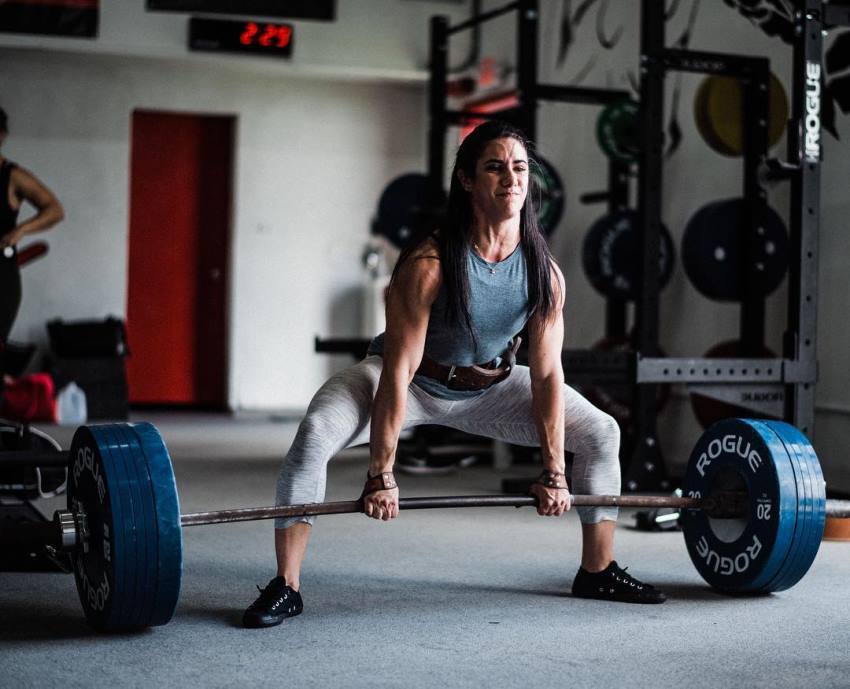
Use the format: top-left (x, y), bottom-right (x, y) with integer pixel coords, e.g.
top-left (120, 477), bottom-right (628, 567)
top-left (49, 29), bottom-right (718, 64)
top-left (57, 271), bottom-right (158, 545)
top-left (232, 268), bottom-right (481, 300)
top-left (179, 494), bottom-right (706, 527)
top-left (179, 495), bottom-right (850, 527)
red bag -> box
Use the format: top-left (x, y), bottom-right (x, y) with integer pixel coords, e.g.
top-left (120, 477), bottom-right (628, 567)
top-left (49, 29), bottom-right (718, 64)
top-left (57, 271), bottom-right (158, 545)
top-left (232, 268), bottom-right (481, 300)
top-left (1, 373), bottom-right (57, 423)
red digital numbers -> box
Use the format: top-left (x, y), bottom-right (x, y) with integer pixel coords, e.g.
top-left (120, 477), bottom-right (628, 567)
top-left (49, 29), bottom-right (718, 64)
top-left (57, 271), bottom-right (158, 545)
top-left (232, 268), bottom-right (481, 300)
top-left (240, 22), bottom-right (292, 49)
top-left (259, 24), bottom-right (275, 46)
top-left (239, 22), bottom-right (258, 46)
top-left (276, 26), bottom-right (292, 48)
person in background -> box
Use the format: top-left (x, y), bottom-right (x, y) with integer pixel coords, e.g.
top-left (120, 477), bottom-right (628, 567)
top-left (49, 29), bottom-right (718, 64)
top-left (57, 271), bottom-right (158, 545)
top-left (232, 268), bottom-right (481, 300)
top-left (0, 106), bottom-right (64, 343)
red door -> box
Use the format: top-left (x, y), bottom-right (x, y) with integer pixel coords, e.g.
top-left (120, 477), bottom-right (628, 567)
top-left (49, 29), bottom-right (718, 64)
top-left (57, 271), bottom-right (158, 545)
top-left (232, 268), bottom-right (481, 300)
top-left (127, 110), bottom-right (233, 407)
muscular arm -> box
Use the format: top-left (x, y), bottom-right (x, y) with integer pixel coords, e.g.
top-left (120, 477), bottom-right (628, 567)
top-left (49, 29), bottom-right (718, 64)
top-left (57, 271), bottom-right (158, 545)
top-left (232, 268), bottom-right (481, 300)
top-left (368, 242), bottom-right (441, 475)
top-left (2, 167), bottom-right (64, 247)
top-left (528, 262), bottom-right (567, 474)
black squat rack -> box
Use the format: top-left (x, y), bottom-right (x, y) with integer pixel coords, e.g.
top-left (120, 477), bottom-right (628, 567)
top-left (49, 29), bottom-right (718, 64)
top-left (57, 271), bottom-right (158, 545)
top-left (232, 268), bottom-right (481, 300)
top-left (628, 0), bottom-right (850, 490)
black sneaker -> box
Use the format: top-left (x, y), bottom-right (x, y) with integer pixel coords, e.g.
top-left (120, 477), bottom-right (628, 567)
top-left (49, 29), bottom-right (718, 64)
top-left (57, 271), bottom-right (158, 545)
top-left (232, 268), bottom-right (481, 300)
top-left (571, 561), bottom-right (667, 604)
top-left (243, 576), bottom-right (304, 628)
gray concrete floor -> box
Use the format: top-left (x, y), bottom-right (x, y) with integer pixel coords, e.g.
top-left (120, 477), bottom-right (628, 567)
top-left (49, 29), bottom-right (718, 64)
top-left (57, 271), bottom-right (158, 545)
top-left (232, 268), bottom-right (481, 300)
top-left (2, 413), bottom-right (849, 689)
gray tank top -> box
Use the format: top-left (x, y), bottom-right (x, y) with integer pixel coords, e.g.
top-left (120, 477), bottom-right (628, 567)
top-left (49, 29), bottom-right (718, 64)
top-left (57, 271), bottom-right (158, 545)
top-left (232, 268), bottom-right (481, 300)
top-left (368, 243), bottom-right (530, 400)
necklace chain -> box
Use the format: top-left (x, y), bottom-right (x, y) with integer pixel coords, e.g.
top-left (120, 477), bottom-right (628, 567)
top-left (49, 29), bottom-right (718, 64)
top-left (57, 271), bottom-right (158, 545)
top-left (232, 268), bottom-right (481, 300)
top-left (473, 241), bottom-right (497, 275)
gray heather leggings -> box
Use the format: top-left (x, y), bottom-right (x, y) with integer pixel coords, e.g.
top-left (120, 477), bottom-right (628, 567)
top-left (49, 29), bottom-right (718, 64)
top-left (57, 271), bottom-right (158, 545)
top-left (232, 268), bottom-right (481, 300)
top-left (275, 355), bottom-right (621, 528)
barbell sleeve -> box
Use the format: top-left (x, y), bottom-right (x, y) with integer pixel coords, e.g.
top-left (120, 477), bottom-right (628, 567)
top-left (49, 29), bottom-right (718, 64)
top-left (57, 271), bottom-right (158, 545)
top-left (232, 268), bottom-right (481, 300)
top-left (827, 499), bottom-right (850, 518)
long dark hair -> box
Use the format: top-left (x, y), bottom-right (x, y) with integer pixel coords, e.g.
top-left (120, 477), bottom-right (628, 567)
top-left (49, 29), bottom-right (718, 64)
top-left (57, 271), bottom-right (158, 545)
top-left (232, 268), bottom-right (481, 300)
top-left (391, 120), bottom-right (559, 343)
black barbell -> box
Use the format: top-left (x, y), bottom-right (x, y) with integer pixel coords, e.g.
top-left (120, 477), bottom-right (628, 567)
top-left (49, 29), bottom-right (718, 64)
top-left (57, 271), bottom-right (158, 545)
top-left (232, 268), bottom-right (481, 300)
top-left (1, 418), bottom-right (848, 633)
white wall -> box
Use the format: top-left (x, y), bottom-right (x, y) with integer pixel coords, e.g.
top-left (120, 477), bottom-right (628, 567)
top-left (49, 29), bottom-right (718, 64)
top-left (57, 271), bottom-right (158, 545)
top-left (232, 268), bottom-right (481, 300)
top-left (0, 48), bottom-right (428, 409)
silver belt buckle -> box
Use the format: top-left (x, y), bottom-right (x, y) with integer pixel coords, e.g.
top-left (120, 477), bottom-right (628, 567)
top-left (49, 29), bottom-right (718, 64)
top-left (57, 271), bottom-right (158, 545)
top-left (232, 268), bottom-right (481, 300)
top-left (446, 365), bottom-right (457, 386)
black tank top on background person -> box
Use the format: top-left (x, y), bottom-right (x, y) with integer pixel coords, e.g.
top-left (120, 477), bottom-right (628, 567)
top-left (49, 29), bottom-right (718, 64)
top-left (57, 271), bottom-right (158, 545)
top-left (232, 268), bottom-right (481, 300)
top-left (0, 160), bottom-right (20, 235)
top-left (0, 159), bottom-right (22, 343)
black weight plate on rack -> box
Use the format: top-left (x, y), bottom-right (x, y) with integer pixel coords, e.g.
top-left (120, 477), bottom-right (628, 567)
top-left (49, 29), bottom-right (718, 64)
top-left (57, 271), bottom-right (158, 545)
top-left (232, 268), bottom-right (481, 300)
top-left (596, 99), bottom-right (640, 164)
top-left (681, 198), bottom-right (789, 301)
top-left (530, 155), bottom-right (565, 237)
top-left (373, 173), bottom-right (432, 249)
top-left (582, 210), bottom-right (675, 300)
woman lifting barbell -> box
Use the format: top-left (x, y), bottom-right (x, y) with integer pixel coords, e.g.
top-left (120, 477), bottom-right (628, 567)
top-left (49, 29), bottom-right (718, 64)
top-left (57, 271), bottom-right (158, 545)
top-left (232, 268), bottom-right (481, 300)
top-left (243, 121), bottom-right (665, 628)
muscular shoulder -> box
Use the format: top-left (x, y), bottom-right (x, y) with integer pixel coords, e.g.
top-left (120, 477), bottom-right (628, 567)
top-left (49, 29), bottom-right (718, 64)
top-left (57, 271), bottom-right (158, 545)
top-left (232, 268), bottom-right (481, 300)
top-left (9, 165), bottom-right (34, 187)
top-left (549, 259), bottom-right (565, 309)
top-left (414, 234), bottom-right (440, 260)
top-left (9, 166), bottom-right (47, 199)
top-left (393, 237), bottom-right (442, 306)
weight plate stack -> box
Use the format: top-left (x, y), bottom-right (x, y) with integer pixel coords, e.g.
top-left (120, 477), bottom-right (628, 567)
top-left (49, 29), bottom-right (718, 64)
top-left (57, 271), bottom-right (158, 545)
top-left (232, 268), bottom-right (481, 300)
top-left (129, 422), bottom-right (183, 627)
top-left (680, 418), bottom-right (798, 593)
top-left (765, 421), bottom-right (813, 593)
top-left (67, 424), bottom-right (182, 632)
top-left (68, 426), bottom-right (134, 631)
top-left (760, 421), bottom-right (825, 592)
top-left (103, 424), bottom-right (147, 629)
top-left (112, 423), bottom-right (158, 629)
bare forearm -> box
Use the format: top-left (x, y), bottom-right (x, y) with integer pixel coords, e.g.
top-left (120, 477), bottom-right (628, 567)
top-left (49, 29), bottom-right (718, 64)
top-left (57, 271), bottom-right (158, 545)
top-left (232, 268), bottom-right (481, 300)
top-left (17, 203), bottom-right (64, 236)
top-left (532, 374), bottom-right (565, 473)
top-left (367, 241), bottom-right (439, 478)
top-left (368, 372), bottom-right (409, 474)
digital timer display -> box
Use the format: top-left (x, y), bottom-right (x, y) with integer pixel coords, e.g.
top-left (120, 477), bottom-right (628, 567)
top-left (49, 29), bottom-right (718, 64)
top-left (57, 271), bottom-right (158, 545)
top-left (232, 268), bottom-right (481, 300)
top-left (189, 17), bottom-right (294, 58)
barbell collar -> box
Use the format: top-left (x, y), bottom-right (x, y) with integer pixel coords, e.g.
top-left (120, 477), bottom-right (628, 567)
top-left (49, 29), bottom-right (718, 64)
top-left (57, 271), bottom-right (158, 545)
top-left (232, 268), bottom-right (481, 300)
top-left (0, 509), bottom-right (78, 550)
top-left (57, 510), bottom-right (79, 550)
